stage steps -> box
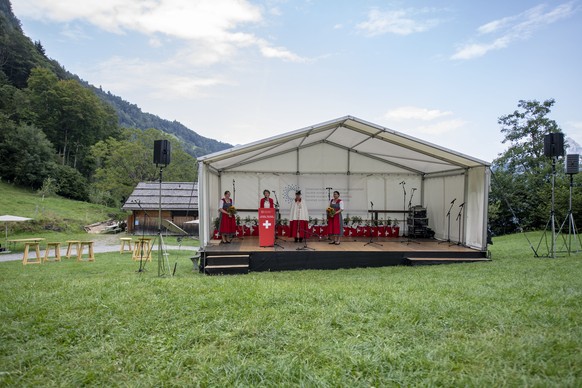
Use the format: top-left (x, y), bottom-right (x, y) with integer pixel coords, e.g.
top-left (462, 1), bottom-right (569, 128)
top-left (203, 253), bottom-right (250, 275)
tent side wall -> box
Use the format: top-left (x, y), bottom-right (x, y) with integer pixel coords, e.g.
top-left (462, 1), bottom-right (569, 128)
top-left (423, 166), bottom-right (489, 250)
top-left (199, 161), bottom-right (221, 246)
top-left (466, 166), bottom-right (490, 250)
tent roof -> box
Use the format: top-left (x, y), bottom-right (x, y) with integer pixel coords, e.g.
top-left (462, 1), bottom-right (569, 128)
top-left (199, 115), bottom-right (490, 175)
top-left (122, 182), bottom-right (198, 211)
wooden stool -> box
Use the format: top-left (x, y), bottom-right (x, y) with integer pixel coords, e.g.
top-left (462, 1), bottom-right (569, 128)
top-left (77, 241), bottom-right (95, 262)
top-left (65, 240), bottom-right (81, 259)
top-left (43, 242), bottom-right (61, 262)
top-left (22, 242), bottom-right (41, 265)
top-left (119, 237), bottom-right (133, 254)
top-left (132, 238), bottom-right (152, 262)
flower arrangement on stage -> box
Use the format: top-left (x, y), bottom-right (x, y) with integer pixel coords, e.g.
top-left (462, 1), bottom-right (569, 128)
top-left (227, 206), bottom-right (237, 216)
top-left (326, 207), bottom-right (336, 218)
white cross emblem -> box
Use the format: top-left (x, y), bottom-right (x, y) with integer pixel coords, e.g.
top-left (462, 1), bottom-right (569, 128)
top-left (263, 220), bottom-right (272, 229)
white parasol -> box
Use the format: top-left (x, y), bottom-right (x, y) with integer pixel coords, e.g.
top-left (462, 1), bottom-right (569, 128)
top-left (0, 215), bottom-right (33, 243)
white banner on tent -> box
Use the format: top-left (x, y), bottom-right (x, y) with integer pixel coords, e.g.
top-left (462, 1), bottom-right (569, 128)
top-left (273, 174), bottom-right (368, 218)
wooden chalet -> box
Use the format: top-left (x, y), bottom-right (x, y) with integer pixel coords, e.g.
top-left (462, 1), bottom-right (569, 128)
top-left (122, 182), bottom-right (198, 235)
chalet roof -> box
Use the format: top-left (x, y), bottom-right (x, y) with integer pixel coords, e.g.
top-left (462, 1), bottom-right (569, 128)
top-left (122, 182), bottom-right (198, 211)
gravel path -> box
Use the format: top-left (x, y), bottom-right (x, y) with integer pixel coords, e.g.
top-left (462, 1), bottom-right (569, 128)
top-left (0, 237), bottom-right (198, 263)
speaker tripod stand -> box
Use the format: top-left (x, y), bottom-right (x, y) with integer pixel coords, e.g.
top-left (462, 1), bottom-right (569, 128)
top-left (556, 172), bottom-right (581, 255)
top-left (534, 156), bottom-right (558, 258)
top-left (155, 165), bottom-right (171, 277)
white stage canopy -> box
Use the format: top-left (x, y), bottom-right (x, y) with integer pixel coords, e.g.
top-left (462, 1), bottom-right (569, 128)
top-left (198, 116), bottom-right (491, 250)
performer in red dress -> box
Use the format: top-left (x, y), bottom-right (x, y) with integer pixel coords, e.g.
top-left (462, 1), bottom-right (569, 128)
top-left (259, 189), bottom-right (275, 208)
top-left (289, 190), bottom-right (309, 242)
top-left (327, 191), bottom-right (344, 245)
top-left (218, 190), bottom-right (236, 243)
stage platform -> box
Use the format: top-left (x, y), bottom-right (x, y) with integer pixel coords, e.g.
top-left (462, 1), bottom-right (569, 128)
top-left (200, 236), bottom-right (490, 275)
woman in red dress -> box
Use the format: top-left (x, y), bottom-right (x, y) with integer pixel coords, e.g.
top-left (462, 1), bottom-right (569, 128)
top-left (259, 189), bottom-right (274, 208)
top-left (218, 190), bottom-right (236, 243)
top-left (327, 191), bottom-right (344, 245)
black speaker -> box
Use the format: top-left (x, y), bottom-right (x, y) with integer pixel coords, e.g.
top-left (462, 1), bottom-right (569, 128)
top-left (153, 140), bottom-right (171, 166)
top-left (566, 154), bottom-right (579, 175)
top-left (543, 133), bottom-right (564, 157)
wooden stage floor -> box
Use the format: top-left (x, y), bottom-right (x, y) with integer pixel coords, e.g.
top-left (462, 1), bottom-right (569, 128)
top-left (201, 236), bottom-right (490, 274)
top-left (205, 236), bottom-right (477, 253)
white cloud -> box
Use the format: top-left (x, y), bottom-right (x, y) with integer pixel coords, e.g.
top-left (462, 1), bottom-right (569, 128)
top-left (383, 106), bottom-right (466, 135)
top-left (91, 56), bottom-right (229, 99)
top-left (384, 106), bottom-right (452, 121)
top-left (13, 0), bottom-right (305, 63)
top-left (415, 119), bottom-right (467, 135)
top-left (567, 121), bottom-right (582, 130)
top-left (452, 2), bottom-right (576, 60)
top-left (356, 8), bottom-right (442, 36)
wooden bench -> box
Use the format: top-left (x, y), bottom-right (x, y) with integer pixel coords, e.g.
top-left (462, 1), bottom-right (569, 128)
top-left (119, 237), bottom-right (133, 254)
top-left (132, 238), bottom-right (153, 262)
top-left (43, 242), bottom-right (61, 262)
top-left (65, 240), bottom-right (80, 259)
top-left (22, 242), bottom-right (42, 265)
top-left (77, 241), bottom-right (95, 262)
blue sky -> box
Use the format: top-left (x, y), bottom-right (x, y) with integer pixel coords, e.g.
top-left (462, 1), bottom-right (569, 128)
top-left (12, 0), bottom-right (582, 162)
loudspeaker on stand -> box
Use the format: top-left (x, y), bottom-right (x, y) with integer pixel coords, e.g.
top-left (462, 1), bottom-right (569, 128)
top-left (153, 140), bottom-right (171, 166)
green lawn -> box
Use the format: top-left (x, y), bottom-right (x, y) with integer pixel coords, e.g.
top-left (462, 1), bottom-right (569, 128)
top-left (0, 232), bottom-right (581, 386)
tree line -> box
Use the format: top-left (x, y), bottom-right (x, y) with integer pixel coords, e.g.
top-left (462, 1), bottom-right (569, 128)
top-left (0, 0), bottom-right (208, 207)
top-left (0, 67), bottom-right (198, 206)
top-left (489, 99), bottom-right (582, 237)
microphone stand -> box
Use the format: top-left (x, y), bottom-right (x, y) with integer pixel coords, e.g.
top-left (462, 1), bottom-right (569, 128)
top-left (400, 181), bottom-right (407, 237)
top-left (271, 191), bottom-right (284, 250)
top-left (297, 226), bottom-right (319, 251)
top-left (365, 201), bottom-right (382, 247)
top-left (325, 187), bottom-right (332, 202)
top-left (455, 203), bottom-right (465, 246)
top-left (232, 179), bottom-right (236, 204)
top-left (439, 200), bottom-right (456, 244)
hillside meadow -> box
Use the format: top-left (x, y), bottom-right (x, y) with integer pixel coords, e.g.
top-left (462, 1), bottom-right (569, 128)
top-left (0, 228), bottom-right (580, 386)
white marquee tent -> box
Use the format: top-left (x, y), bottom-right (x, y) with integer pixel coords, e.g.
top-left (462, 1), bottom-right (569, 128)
top-left (198, 116), bottom-right (491, 250)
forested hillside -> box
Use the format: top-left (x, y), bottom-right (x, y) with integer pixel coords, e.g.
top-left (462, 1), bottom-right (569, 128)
top-left (0, 0), bottom-right (230, 207)
top-left (0, 0), bottom-right (229, 207)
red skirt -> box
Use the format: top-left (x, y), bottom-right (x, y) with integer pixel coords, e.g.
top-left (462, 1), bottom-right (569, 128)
top-left (290, 220), bottom-right (308, 238)
top-left (327, 214), bottom-right (343, 236)
top-left (219, 213), bottom-right (237, 235)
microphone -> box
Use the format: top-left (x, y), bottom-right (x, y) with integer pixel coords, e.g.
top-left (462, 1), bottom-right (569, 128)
top-left (325, 187), bottom-right (332, 190)
top-left (450, 198), bottom-right (456, 204)
top-left (412, 188), bottom-right (417, 191)
top-left (272, 190), bottom-right (276, 193)
top-left (459, 202), bottom-right (465, 207)
top-left (370, 201), bottom-right (374, 207)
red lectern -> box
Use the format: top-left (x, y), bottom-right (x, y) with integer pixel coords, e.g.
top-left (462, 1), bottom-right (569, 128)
top-left (258, 208), bottom-right (276, 247)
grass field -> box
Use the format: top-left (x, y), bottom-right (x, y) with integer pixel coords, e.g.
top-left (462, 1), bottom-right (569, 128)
top-left (1, 230), bottom-right (581, 386)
